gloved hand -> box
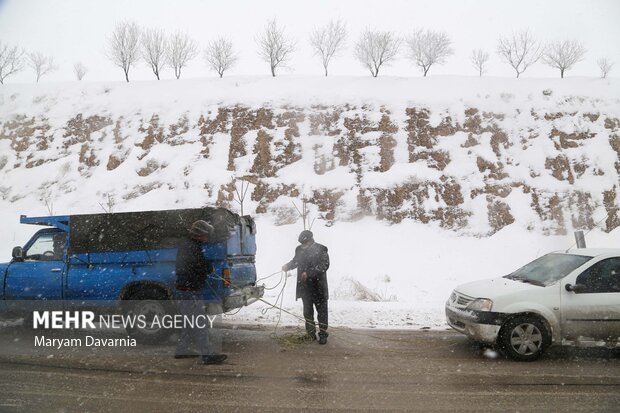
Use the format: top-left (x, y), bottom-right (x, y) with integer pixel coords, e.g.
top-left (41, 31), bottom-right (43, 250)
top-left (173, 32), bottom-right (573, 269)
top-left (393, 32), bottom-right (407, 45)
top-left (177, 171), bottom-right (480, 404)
top-left (281, 264), bottom-right (289, 272)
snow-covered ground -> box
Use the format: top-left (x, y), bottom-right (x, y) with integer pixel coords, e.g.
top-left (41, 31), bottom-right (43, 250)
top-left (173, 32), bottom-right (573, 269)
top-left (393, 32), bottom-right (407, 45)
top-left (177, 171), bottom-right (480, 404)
top-left (229, 217), bottom-right (620, 329)
top-left (1, 76), bottom-right (619, 329)
top-left (2, 75), bottom-right (619, 115)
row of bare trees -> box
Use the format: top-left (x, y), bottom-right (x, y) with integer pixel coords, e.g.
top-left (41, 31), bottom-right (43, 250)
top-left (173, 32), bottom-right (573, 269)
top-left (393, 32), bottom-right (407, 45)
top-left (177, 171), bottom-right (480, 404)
top-left (0, 44), bottom-right (58, 84)
top-left (107, 21), bottom-right (238, 82)
top-left (1, 23), bottom-right (616, 84)
top-left (99, 20), bottom-right (619, 81)
top-left (0, 42), bottom-right (91, 84)
top-left (106, 22), bottom-right (199, 82)
top-left (354, 27), bottom-right (613, 79)
top-left (495, 29), bottom-right (594, 79)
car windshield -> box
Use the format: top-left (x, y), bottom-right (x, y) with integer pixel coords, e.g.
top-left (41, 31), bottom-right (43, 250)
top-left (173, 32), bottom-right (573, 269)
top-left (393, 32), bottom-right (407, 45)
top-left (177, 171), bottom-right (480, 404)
top-left (504, 253), bottom-right (593, 286)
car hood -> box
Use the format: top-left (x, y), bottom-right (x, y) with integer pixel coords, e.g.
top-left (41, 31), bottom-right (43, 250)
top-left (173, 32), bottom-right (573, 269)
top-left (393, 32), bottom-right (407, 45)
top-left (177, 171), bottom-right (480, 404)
top-left (455, 277), bottom-right (542, 299)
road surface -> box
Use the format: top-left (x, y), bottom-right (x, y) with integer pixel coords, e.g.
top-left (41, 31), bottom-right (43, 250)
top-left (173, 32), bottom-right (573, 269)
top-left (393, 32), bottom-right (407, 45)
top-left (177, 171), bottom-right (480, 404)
top-left (0, 325), bottom-right (618, 412)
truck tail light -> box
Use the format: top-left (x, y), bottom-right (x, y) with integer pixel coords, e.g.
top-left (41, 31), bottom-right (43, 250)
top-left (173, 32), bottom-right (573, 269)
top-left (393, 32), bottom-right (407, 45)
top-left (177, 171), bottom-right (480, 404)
top-left (223, 268), bottom-right (231, 288)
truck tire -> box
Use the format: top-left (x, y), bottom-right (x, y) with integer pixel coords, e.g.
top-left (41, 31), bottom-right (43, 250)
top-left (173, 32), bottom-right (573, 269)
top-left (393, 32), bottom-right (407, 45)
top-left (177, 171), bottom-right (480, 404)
top-left (123, 286), bottom-right (174, 344)
top-left (498, 316), bottom-right (550, 361)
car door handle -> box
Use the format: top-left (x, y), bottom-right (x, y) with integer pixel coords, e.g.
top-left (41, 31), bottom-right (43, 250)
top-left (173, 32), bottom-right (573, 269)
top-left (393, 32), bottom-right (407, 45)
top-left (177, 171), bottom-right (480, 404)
top-left (51, 268), bottom-right (62, 272)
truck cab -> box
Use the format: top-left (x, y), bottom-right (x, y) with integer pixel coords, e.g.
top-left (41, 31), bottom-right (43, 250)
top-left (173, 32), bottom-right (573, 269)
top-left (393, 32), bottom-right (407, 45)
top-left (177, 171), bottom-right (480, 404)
top-left (0, 208), bottom-right (264, 342)
top-left (3, 223), bottom-right (68, 302)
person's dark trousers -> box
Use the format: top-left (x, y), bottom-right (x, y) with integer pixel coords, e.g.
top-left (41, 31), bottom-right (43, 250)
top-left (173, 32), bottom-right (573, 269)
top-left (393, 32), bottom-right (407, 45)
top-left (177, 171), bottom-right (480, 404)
top-left (175, 289), bottom-right (211, 356)
top-left (302, 291), bottom-right (328, 339)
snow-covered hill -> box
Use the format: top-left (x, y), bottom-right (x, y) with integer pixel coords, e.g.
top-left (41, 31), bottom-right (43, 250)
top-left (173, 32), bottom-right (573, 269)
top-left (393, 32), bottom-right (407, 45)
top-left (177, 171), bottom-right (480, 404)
top-left (1, 76), bottom-right (619, 329)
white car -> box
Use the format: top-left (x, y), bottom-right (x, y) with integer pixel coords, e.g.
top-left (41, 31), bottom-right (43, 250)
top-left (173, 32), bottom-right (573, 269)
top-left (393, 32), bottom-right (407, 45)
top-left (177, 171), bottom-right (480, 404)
top-left (445, 248), bottom-right (620, 361)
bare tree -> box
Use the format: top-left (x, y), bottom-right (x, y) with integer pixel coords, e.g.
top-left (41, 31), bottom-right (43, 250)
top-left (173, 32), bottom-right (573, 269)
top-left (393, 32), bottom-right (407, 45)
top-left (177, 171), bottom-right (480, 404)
top-left (167, 31), bottom-right (198, 79)
top-left (470, 49), bottom-right (490, 77)
top-left (497, 29), bottom-right (541, 78)
top-left (309, 19), bottom-right (347, 76)
top-left (293, 198), bottom-right (315, 230)
top-left (106, 21), bottom-right (141, 82)
top-left (405, 29), bottom-right (453, 76)
top-left (98, 193), bottom-right (116, 213)
top-left (232, 176), bottom-right (251, 216)
top-left (256, 18), bottom-right (296, 77)
top-left (542, 39), bottom-right (586, 78)
top-left (204, 37), bottom-right (237, 78)
top-left (141, 28), bottom-right (167, 80)
top-left (354, 29), bottom-right (400, 77)
top-left (41, 190), bottom-right (54, 216)
top-left (597, 57), bottom-right (614, 79)
top-left (0, 42), bottom-right (26, 84)
top-left (73, 62), bottom-right (88, 80)
top-left (28, 52), bottom-right (57, 82)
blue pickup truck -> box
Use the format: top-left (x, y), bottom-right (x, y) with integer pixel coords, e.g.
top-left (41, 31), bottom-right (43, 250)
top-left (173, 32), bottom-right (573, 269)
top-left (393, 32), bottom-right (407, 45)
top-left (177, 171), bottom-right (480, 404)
top-left (0, 207), bottom-right (264, 342)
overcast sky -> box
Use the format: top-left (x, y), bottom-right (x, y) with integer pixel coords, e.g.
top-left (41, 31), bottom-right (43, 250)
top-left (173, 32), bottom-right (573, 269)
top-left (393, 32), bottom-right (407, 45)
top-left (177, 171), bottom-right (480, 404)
top-left (0, 0), bottom-right (619, 82)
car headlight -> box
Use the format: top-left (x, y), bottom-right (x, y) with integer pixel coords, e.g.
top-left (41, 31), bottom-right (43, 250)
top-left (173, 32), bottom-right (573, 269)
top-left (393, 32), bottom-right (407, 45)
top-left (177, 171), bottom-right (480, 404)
top-left (466, 298), bottom-right (493, 312)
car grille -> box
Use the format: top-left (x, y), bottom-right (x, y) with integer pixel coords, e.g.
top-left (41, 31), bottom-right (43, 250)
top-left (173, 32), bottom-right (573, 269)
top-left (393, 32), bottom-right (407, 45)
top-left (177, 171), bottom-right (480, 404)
top-left (450, 291), bottom-right (475, 308)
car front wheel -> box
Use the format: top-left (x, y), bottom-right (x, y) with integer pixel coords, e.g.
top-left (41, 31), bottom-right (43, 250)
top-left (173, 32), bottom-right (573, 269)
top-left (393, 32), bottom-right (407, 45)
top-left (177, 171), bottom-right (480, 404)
top-left (499, 316), bottom-right (550, 361)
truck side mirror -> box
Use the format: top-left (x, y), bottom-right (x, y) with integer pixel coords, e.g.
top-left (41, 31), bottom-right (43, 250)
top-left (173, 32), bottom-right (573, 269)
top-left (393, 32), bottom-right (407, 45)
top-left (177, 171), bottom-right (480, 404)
top-left (12, 246), bottom-right (23, 261)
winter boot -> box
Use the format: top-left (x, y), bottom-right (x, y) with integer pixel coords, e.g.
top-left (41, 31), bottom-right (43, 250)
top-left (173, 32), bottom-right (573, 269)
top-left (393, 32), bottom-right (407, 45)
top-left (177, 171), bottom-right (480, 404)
top-left (202, 354), bottom-right (228, 365)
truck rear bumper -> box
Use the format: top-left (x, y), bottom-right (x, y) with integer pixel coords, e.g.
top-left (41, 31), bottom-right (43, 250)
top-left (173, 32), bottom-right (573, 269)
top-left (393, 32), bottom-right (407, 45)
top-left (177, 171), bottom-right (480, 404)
top-left (223, 285), bottom-right (265, 312)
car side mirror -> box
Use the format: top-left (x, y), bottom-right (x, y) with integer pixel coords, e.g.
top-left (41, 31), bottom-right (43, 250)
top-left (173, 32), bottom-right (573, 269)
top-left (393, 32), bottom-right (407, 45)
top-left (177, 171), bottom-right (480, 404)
top-left (12, 246), bottom-right (23, 261)
top-left (565, 283), bottom-right (587, 293)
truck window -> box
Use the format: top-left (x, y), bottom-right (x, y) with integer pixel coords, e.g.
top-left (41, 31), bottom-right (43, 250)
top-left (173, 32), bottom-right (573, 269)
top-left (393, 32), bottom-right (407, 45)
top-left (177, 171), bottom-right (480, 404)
top-left (576, 258), bottom-right (620, 293)
top-left (25, 232), bottom-right (67, 261)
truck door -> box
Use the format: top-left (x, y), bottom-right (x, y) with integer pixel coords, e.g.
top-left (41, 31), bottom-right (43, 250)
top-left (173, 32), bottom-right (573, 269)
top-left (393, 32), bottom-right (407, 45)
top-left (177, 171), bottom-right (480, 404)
top-left (4, 231), bottom-right (67, 300)
top-left (561, 257), bottom-right (620, 341)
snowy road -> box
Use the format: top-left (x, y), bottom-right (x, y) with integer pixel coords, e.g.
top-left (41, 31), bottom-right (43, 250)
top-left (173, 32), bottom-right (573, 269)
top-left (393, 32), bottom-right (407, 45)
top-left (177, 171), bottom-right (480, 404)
top-left (0, 326), bottom-right (619, 412)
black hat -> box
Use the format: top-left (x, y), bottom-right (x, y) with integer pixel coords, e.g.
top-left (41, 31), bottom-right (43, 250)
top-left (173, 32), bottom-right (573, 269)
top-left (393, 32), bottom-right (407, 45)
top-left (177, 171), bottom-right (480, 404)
top-left (189, 220), bottom-right (214, 237)
top-left (298, 230), bottom-right (314, 244)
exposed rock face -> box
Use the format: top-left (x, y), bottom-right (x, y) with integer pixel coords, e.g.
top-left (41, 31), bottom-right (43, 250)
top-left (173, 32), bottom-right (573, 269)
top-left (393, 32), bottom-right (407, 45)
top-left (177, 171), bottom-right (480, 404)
top-left (1, 105), bottom-right (619, 235)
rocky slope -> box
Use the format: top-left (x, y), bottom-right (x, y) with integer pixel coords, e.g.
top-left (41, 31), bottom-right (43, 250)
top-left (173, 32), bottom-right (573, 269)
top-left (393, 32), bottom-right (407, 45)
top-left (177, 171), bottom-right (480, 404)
top-left (1, 77), bottom-right (619, 237)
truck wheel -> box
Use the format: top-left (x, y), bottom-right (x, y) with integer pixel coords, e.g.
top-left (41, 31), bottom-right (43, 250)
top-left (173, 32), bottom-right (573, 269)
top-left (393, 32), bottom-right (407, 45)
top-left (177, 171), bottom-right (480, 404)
top-left (124, 287), bottom-right (174, 344)
top-left (499, 316), bottom-right (550, 361)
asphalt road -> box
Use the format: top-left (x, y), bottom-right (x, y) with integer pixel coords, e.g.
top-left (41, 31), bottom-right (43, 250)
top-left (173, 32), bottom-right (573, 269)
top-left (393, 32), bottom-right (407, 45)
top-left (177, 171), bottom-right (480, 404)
top-left (0, 325), bottom-right (618, 412)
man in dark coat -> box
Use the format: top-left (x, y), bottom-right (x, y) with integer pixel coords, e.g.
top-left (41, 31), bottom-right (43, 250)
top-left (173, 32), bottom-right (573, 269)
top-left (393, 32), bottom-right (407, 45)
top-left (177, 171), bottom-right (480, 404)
top-left (174, 220), bottom-right (227, 365)
top-left (282, 230), bottom-right (330, 344)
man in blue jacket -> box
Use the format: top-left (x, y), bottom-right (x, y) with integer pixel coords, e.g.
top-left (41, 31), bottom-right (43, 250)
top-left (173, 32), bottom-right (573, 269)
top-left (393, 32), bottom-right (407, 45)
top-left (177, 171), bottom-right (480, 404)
top-left (175, 220), bottom-right (227, 364)
top-left (282, 230), bottom-right (330, 344)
